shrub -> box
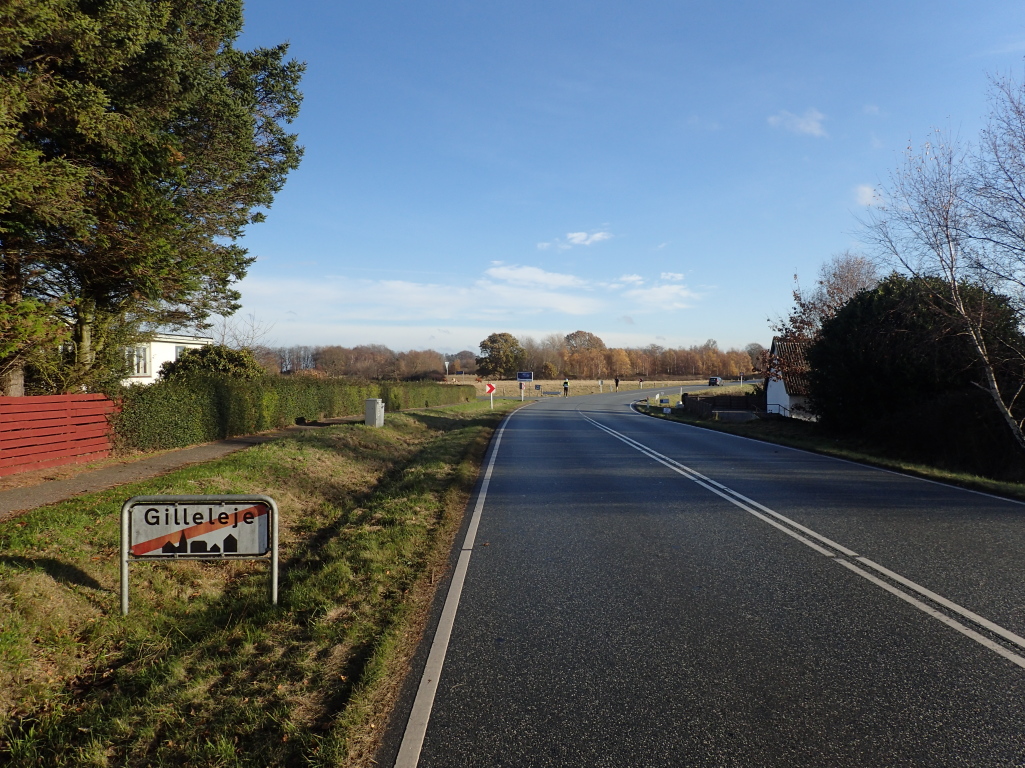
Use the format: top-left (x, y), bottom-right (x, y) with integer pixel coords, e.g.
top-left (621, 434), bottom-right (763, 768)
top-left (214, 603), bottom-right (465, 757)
top-left (159, 345), bottom-right (265, 381)
top-left (111, 376), bottom-right (475, 451)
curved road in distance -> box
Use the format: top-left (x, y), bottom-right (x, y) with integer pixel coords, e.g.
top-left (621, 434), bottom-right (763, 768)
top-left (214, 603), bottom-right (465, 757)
top-left (390, 388), bottom-right (1025, 767)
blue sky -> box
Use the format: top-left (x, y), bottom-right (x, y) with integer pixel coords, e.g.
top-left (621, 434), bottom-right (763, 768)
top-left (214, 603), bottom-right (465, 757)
top-left (233, 1), bottom-right (1025, 354)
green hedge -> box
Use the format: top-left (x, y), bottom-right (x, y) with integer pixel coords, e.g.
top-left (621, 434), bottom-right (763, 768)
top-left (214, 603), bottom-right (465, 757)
top-left (111, 375), bottom-right (476, 452)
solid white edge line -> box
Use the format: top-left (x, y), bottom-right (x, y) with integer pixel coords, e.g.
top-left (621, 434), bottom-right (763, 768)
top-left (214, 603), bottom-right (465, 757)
top-left (585, 411), bottom-right (1025, 672)
top-left (835, 560), bottom-right (1025, 670)
top-left (393, 412), bottom-right (516, 768)
top-left (856, 556), bottom-right (1025, 652)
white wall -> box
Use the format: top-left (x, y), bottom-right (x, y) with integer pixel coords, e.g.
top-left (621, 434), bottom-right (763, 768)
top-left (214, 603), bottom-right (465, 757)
top-left (765, 377), bottom-right (791, 415)
top-left (123, 335), bottom-right (212, 386)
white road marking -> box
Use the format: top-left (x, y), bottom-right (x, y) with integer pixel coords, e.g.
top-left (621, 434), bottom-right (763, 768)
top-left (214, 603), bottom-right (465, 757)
top-left (583, 412), bottom-right (1025, 670)
top-left (855, 556), bottom-right (1025, 652)
top-left (836, 560), bottom-right (1025, 670)
top-left (394, 410), bottom-right (517, 768)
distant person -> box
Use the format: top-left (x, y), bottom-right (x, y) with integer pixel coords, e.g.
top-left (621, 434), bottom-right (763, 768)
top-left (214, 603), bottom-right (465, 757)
top-left (614, 376), bottom-right (620, 391)
top-left (563, 378), bottom-right (569, 397)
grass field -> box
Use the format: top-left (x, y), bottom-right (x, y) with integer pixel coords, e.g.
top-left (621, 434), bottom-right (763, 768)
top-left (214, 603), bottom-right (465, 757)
top-left (462, 377), bottom-right (716, 398)
top-left (0, 400), bottom-right (519, 767)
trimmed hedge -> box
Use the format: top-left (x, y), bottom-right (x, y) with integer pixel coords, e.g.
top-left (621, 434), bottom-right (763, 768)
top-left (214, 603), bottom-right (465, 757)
top-left (111, 375), bottom-right (476, 452)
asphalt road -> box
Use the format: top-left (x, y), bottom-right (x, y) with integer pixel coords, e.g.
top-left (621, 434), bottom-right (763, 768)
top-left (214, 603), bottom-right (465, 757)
top-left (384, 389), bottom-right (1025, 767)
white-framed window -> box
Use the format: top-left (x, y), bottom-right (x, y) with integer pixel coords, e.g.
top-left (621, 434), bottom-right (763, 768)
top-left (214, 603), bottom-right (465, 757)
top-left (175, 345), bottom-right (188, 360)
top-left (126, 345), bottom-right (149, 376)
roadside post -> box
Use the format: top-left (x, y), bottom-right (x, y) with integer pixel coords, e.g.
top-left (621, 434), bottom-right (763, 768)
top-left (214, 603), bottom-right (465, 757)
top-left (485, 381), bottom-right (496, 408)
top-left (121, 495), bottom-right (279, 615)
top-left (599, 379), bottom-right (603, 393)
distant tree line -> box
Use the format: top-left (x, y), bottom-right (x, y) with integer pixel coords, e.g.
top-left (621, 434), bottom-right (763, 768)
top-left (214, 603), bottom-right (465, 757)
top-left (475, 331), bottom-right (761, 380)
top-left (254, 345), bottom-right (475, 381)
top-left (253, 335), bottom-right (762, 382)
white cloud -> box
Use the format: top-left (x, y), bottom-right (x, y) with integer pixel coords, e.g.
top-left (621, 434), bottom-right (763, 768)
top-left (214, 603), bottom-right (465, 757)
top-left (237, 263), bottom-right (705, 347)
top-left (855, 184), bottom-right (878, 207)
top-left (484, 265), bottom-right (586, 289)
top-left (624, 283), bottom-right (699, 311)
top-left (768, 108), bottom-right (827, 138)
top-left (540, 230), bottom-right (613, 249)
top-left (566, 231), bottom-right (612, 246)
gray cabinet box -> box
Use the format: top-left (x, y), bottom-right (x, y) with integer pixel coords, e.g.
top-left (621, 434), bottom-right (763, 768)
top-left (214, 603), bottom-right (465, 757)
top-left (365, 398), bottom-right (385, 428)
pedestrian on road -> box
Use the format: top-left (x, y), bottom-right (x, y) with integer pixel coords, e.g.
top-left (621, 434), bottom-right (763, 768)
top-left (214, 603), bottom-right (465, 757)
top-left (563, 377), bottom-right (569, 397)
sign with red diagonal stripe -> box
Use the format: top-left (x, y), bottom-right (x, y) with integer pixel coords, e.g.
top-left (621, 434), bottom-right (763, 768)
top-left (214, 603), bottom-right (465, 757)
top-left (128, 500), bottom-right (271, 558)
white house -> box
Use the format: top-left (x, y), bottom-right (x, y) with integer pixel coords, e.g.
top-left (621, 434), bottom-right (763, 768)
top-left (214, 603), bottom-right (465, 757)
top-left (765, 336), bottom-right (815, 420)
top-left (124, 332), bottom-right (213, 385)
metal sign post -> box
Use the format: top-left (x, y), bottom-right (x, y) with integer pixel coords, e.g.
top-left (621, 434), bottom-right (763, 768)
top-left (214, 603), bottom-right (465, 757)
top-left (121, 495), bottom-right (279, 615)
top-left (516, 371), bottom-right (533, 403)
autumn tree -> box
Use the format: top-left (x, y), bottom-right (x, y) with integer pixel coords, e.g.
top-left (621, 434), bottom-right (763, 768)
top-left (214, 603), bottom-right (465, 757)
top-left (450, 350), bottom-right (477, 374)
top-left (605, 348), bottom-right (631, 376)
top-left (476, 332), bottom-right (525, 378)
top-left (396, 349), bottom-right (444, 379)
top-left (564, 330), bottom-right (606, 353)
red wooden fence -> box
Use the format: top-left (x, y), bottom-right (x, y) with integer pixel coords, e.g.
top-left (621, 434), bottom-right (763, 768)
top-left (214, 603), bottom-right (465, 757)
top-left (0, 394), bottom-right (117, 477)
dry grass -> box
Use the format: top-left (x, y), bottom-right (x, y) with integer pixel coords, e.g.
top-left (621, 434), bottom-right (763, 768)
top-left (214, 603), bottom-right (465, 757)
top-left (0, 400), bottom-right (518, 767)
top-left (463, 377), bottom-right (709, 398)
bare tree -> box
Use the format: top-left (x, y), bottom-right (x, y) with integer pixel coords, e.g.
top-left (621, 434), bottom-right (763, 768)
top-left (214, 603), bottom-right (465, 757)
top-left (210, 312), bottom-right (275, 350)
top-left (773, 251), bottom-right (878, 340)
top-left (973, 73), bottom-right (1025, 305)
top-left (866, 130), bottom-right (1025, 452)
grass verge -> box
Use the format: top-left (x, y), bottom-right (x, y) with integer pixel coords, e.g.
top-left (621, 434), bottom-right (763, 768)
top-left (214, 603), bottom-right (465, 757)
top-left (0, 400), bottom-right (520, 767)
top-left (636, 404), bottom-right (1025, 503)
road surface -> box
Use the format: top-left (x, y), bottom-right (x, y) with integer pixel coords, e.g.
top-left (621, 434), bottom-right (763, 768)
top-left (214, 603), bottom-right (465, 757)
top-left (383, 389), bottom-right (1025, 767)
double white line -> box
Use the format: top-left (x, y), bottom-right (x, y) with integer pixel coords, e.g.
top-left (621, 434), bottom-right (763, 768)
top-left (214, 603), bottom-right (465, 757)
top-left (582, 413), bottom-right (1025, 671)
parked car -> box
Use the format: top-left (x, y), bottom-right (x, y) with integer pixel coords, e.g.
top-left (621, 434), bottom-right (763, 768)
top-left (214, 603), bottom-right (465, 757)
top-left (708, 376), bottom-right (723, 386)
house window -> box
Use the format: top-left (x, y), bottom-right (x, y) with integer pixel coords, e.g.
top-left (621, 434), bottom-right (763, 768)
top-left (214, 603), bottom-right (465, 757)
top-left (175, 345), bottom-right (188, 360)
top-left (127, 345), bottom-right (149, 376)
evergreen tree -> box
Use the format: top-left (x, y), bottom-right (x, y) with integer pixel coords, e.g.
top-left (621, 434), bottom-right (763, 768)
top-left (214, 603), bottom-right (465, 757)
top-left (0, 0), bottom-right (304, 393)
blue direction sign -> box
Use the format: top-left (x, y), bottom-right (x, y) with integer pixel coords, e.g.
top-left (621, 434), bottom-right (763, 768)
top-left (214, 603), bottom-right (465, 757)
top-left (516, 371), bottom-right (533, 381)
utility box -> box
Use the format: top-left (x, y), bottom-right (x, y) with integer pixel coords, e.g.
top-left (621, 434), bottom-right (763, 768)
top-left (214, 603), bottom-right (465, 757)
top-left (365, 398), bottom-right (385, 428)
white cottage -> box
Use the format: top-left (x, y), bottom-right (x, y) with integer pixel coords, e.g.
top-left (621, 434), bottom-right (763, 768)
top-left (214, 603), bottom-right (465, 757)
top-left (765, 336), bottom-right (815, 420)
top-left (124, 332), bottom-right (213, 385)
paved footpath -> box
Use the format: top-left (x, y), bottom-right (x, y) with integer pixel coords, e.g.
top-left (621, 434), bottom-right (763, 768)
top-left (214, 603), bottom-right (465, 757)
top-left (0, 417), bottom-right (362, 522)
